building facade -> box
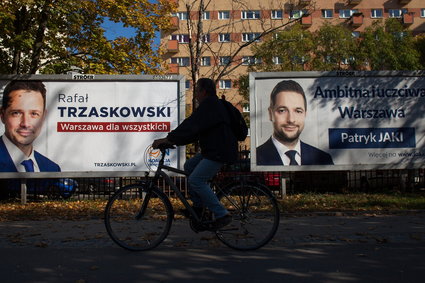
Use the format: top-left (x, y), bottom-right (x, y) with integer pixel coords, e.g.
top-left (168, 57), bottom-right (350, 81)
top-left (161, 0), bottom-right (425, 109)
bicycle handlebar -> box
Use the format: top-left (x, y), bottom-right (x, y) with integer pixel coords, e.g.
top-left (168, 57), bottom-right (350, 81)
top-left (156, 143), bottom-right (175, 152)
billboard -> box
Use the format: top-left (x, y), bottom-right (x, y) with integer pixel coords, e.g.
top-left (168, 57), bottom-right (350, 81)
top-left (0, 74), bottom-right (185, 176)
top-left (250, 71), bottom-right (425, 171)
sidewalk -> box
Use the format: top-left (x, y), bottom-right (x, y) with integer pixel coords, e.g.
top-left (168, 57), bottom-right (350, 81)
top-left (1, 211), bottom-right (424, 249)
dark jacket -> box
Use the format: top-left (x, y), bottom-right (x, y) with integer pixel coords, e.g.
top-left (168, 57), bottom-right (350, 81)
top-left (167, 95), bottom-right (238, 163)
top-left (256, 137), bottom-right (334, 165)
top-left (0, 138), bottom-right (61, 172)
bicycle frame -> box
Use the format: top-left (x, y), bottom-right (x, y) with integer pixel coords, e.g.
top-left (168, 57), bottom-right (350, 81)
top-left (143, 147), bottom-right (247, 224)
top-left (144, 148), bottom-right (203, 223)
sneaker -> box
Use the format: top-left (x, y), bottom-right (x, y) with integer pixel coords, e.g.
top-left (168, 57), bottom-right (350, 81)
top-left (211, 214), bottom-right (232, 230)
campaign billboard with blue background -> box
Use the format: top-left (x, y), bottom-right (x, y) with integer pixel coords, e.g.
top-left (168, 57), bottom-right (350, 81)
top-left (250, 71), bottom-right (425, 171)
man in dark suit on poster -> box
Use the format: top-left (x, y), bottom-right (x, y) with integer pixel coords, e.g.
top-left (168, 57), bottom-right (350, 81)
top-left (0, 80), bottom-right (60, 172)
top-left (256, 80), bottom-right (333, 166)
top-left (0, 80), bottom-right (60, 197)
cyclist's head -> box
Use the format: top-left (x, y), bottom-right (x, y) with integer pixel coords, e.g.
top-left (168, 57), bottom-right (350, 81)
top-left (196, 78), bottom-right (216, 97)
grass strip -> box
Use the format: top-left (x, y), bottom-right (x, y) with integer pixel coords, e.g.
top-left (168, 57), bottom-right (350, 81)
top-left (0, 193), bottom-right (424, 221)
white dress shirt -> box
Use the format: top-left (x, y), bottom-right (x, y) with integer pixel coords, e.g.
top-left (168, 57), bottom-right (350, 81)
top-left (271, 135), bottom-right (301, 165)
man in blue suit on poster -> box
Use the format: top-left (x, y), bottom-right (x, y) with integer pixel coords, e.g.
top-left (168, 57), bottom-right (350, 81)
top-left (256, 80), bottom-right (334, 166)
top-left (0, 80), bottom-right (60, 196)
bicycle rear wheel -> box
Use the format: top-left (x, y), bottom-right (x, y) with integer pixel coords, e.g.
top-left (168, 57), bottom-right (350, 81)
top-left (104, 184), bottom-right (173, 251)
top-left (216, 183), bottom-right (280, 250)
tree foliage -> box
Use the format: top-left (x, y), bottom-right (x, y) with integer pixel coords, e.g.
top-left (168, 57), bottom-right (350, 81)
top-left (415, 34), bottom-right (425, 68)
top-left (0, 0), bottom-right (176, 74)
top-left (249, 18), bottom-right (422, 74)
top-left (359, 19), bottom-right (422, 70)
top-left (312, 23), bottom-right (358, 70)
top-left (252, 24), bottom-right (314, 72)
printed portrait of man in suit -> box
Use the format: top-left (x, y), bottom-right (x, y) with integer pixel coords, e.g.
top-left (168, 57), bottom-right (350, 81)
top-left (0, 80), bottom-right (61, 173)
top-left (256, 80), bottom-right (334, 166)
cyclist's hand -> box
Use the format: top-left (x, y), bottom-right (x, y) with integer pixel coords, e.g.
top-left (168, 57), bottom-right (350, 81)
top-left (152, 138), bottom-right (173, 149)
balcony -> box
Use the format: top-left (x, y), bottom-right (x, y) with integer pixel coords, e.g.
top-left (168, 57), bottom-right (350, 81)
top-left (167, 40), bottom-right (179, 53)
top-left (349, 0), bottom-right (362, 4)
top-left (301, 14), bottom-right (312, 27)
top-left (398, 0), bottom-right (412, 4)
top-left (167, 63), bottom-right (179, 74)
top-left (350, 13), bottom-right (364, 27)
top-left (402, 12), bottom-right (414, 26)
top-left (169, 16), bottom-right (179, 30)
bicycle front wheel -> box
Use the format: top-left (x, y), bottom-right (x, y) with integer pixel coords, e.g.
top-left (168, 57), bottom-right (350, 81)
top-left (216, 183), bottom-right (280, 250)
top-left (104, 184), bottom-right (173, 251)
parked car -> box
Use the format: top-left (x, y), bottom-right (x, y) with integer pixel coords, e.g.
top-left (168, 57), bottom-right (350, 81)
top-left (48, 178), bottom-right (78, 199)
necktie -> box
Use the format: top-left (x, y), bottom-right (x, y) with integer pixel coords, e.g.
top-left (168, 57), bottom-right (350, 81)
top-left (285, 150), bottom-right (299, 165)
top-left (21, 159), bottom-right (34, 172)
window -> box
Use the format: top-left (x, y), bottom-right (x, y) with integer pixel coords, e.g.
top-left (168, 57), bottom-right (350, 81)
top-left (242, 56), bottom-right (261, 65)
top-left (393, 31), bottom-right (407, 39)
top-left (242, 33), bottom-right (261, 42)
top-left (185, 80), bottom-right (191, 89)
top-left (219, 11), bottom-right (230, 19)
top-left (339, 9), bottom-right (358, 18)
top-left (389, 9), bottom-right (407, 18)
top-left (272, 56), bottom-right (282, 65)
top-left (202, 11), bottom-right (210, 20)
top-left (170, 57), bottom-right (189, 66)
top-left (242, 103), bottom-right (250, 113)
top-left (341, 57), bottom-right (355, 65)
top-left (352, 31), bottom-right (360, 38)
top-left (371, 9), bottom-right (383, 18)
top-left (173, 12), bottom-right (187, 20)
top-left (202, 34), bottom-right (210, 43)
top-left (290, 10), bottom-right (307, 19)
top-left (219, 56), bottom-right (231, 66)
top-left (271, 10), bottom-right (283, 19)
top-left (171, 34), bottom-right (189, 43)
top-left (219, 80), bottom-right (232, 89)
top-left (324, 55), bottom-right (336, 64)
top-left (421, 9), bottom-right (425, 18)
top-left (241, 10), bottom-right (260, 19)
top-left (201, 57), bottom-right (211, 66)
top-left (292, 56), bottom-right (306, 64)
top-left (322, 9), bottom-right (333, 18)
top-left (219, 33), bottom-right (231, 42)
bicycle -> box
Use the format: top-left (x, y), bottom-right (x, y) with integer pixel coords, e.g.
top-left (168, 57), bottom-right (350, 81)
top-left (104, 145), bottom-right (280, 251)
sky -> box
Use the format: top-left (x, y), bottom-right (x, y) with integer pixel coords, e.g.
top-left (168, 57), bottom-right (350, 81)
top-left (101, 18), bottom-right (161, 47)
top-left (101, 0), bottom-right (160, 44)
top-left (102, 18), bottom-right (137, 40)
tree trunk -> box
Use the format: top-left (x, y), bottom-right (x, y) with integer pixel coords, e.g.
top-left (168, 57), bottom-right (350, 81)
top-left (30, 8), bottom-right (49, 74)
top-left (11, 7), bottom-right (28, 74)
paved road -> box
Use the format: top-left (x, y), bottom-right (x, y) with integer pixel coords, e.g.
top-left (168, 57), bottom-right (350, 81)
top-left (0, 212), bottom-right (424, 283)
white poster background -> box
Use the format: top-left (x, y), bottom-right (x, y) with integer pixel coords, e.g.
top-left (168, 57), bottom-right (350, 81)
top-left (251, 72), bottom-right (425, 171)
top-left (0, 78), bottom-right (182, 173)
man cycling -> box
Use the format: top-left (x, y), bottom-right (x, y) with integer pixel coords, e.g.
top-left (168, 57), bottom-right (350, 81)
top-left (152, 78), bottom-right (238, 229)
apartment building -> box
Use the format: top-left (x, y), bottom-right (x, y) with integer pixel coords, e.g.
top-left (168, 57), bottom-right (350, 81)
top-left (161, 0), bottom-right (425, 108)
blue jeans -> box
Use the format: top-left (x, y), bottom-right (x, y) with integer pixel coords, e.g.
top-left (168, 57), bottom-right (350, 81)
top-left (184, 153), bottom-right (228, 219)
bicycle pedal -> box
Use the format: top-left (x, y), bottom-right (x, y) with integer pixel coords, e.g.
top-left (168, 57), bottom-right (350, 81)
top-left (189, 219), bottom-right (208, 233)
